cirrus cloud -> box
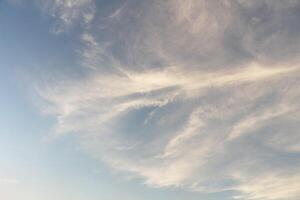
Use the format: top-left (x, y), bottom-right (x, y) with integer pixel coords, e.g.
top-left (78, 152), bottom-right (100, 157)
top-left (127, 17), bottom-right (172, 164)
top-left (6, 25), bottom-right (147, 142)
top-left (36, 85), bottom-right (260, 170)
top-left (33, 0), bottom-right (300, 200)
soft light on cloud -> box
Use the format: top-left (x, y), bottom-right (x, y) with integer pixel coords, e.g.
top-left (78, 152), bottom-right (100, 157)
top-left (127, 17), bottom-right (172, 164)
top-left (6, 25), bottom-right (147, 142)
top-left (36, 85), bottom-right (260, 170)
top-left (0, 178), bottom-right (20, 184)
top-left (32, 0), bottom-right (300, 200)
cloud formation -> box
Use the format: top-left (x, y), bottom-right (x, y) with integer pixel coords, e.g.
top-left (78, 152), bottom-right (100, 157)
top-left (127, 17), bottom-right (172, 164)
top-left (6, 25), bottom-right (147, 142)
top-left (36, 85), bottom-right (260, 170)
top-left (34, 0), bottom-right (300, 199)
top-left (0, 178), bottom-right (20, 184)
top-left (8, 0), bottom-right (96, 32)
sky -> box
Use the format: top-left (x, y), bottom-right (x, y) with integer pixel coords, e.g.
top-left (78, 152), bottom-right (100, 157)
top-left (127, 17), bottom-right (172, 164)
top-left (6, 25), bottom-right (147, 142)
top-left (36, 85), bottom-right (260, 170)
top-left (1, 0), bottom-right (300, 200)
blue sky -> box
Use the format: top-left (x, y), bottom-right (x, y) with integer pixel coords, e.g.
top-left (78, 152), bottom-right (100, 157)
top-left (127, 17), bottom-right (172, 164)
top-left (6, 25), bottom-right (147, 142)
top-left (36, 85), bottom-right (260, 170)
top-left (1, 0), bottom-right (300, 200)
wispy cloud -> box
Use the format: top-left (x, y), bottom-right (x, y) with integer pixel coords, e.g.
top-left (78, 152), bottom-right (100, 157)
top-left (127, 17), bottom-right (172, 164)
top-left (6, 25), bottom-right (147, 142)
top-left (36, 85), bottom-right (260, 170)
top-left (32, 0), bottom-right (300, 199)
top-left (0, 178), bottom-right (20, 184)
top-left (8, 0), bottom-right (96, 33)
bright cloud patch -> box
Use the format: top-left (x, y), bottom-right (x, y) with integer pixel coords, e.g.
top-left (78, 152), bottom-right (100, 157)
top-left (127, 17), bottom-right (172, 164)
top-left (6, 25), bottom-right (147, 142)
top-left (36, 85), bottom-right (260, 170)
top-left (36, 0), bottom-right (300, 200)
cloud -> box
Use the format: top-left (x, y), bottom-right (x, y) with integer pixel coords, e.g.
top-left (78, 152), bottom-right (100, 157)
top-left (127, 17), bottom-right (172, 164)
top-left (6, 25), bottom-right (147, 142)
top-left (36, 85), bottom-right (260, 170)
top-left (34, 0), bottom-right (300, 200)
top-left (7, 0), bottom-right (96, 33)
top-left (233, 172), bottom-right (300, 200)
top-left (0, 178), bottom-right (20, 184)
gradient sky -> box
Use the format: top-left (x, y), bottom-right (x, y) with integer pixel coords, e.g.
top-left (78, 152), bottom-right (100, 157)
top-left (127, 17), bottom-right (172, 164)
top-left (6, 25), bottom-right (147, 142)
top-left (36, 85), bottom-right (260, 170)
top-left (1, 0), bottom-right (300, 200)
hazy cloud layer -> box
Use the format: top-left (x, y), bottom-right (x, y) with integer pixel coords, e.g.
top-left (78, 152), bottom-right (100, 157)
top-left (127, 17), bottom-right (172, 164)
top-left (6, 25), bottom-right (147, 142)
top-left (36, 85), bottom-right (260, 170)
top-left (0, 178), bottom-right (20, 184)
top-left (33, 0), bottom-right (300, 199)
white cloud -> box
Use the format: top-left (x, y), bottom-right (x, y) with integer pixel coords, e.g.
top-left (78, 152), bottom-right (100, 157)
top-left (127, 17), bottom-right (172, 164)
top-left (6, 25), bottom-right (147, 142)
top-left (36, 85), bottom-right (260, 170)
top-left (0, 178), bottom-right (20, 184)
top-left (35, 0), bottom-right (300, 200)
top-left (38, 61), bottom-right (300, 199)
top-left (233, 172), bottom-right (300, 200)
top-left (8, 0), bottom-right (96, 33)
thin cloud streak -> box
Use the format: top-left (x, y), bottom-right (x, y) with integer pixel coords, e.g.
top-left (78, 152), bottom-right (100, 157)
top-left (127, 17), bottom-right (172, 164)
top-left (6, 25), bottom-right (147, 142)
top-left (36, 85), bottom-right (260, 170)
top-left (0, 178), bottom-right (20, 184)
